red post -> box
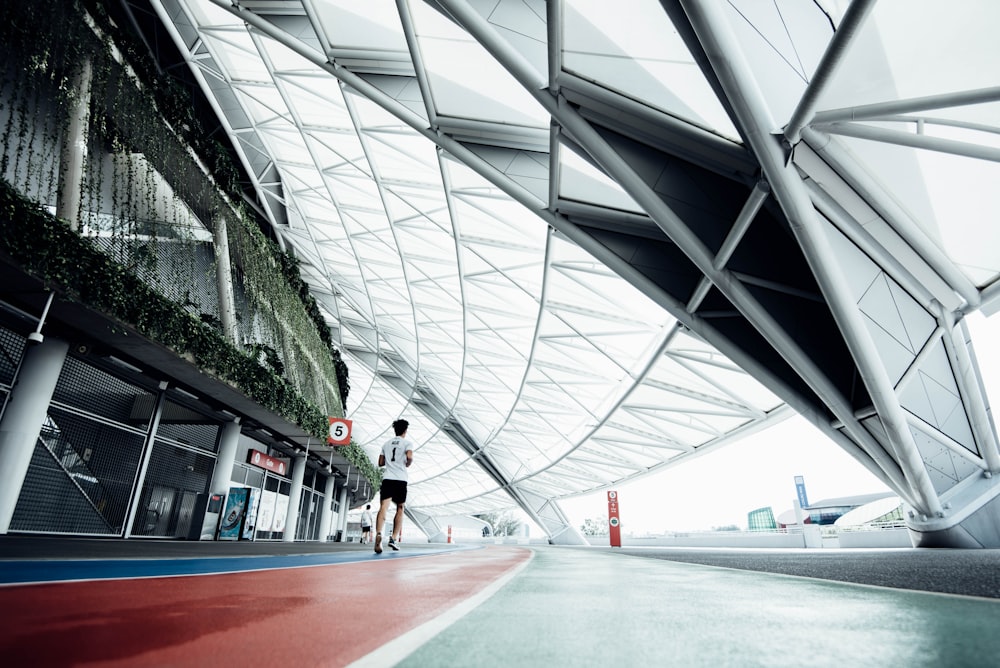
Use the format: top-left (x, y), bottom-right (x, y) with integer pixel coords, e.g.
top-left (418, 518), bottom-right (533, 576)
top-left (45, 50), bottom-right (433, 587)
top-left (607, 490), bottom-right (621, 547)
top-left (447, 525), bottom-right (452, 543)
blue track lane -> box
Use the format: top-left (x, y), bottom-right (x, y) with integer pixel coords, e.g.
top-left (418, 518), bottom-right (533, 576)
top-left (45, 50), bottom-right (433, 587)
top-left (0, 544), bottom-right (479, 585)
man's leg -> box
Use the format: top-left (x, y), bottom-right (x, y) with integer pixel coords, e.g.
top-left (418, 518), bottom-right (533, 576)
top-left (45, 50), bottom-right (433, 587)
top-left (376, 498), bottom-right (392, 534)
top-left (392, 503), bottom-right (405, 540)
top-left (374, 498), bottom-right (392, 552)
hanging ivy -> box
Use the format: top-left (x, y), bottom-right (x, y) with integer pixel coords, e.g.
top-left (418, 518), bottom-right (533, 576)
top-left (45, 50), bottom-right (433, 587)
top-left (0, 181), bottom-right (378, 487)
top-left (0, 0), bottom-right (373, 486)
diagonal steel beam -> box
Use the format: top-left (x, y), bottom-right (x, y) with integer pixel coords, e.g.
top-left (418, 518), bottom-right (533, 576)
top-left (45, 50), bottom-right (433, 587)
top-left (812, 86), bottom-right (1000, 125)
top-left (801, 127), bottom-right (979, 309)
top-left (436, 0), bottom-right (910, 500)
top-left (816, 122), bottom-right (1000, 163)
top-left (784, 0), bottom-right (876, 145)
top-left (681, 0), bottom-right (943, 516)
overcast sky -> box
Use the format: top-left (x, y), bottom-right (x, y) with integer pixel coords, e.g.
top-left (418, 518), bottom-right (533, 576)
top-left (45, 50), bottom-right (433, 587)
top-left (555, 312), bottom-right (1000, 534)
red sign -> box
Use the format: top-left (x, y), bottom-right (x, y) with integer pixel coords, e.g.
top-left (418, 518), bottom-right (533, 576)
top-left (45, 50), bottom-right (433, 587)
top-left (247, 449), bottom-right (288, 476)
top-left (607, 490), bottom-right (621, 548)
top-left (327, 417), bottom-right (353, 446)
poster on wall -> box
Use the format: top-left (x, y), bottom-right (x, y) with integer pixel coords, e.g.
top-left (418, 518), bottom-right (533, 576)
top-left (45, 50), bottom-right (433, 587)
top-left (257, 489), bottom-right (276, 534)
top-left (218, 487), bottom-right (249, 541)
top-left (242, 488), bottom-right (261, 541)
top-left (272, 493), bottom-right (289, 533)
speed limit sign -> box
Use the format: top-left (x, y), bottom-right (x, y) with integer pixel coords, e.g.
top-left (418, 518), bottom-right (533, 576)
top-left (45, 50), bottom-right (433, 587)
top-left (327, 417), bottom-right (353, 446)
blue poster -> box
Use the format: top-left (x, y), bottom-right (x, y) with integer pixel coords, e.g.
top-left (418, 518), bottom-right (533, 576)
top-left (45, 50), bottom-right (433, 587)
top-left (242, 488), bottom-right (261, 540)
top-left (218, 487), bottom-right (249, 540)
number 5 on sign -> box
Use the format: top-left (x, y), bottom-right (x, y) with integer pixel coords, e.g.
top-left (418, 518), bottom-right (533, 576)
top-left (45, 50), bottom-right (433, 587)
top-left (328, 418), bottom-right (353, 446)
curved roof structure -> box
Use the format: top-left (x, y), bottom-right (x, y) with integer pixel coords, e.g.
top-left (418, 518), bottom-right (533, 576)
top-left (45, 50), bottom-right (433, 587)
top-left (133, 0), bottom-right (1000, 543)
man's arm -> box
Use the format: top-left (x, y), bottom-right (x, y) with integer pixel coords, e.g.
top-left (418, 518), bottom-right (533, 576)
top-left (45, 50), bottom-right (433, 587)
top-left (405, 450), bottom-right (413, 467)
top-left (378, 453), bottom-right (386, 467)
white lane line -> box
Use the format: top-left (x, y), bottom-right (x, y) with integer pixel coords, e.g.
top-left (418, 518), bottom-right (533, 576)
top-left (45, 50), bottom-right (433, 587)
top-left (347, 548), bottom-right (535, 668)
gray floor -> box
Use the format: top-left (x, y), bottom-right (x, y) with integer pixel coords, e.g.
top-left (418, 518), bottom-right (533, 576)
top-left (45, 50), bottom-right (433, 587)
top-left (601, 545), bottom-right (1000, 599)
top-left (398, 546), bottom-right (1000, 668)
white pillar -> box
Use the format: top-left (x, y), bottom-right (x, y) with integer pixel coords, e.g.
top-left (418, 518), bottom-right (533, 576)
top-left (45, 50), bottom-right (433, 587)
top-left (199, 418), bottom-right (241, 539)
top-left (337, 484), bottom-right (349, 541)
top-left (793, 499), bottom-right (805, 527)
top-left (320, 473), bottom-right (335, 542)
top-left (57, 59), bottom-right (92, 231)
top-left (0, 337), bottom-right (69, 533)
top-left (282, 453), bottom-right (306, 542)
top-left (213, 216), bottom-right (239, 343)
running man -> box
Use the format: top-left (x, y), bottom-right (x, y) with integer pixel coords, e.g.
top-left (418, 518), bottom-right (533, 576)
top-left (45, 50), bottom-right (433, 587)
top-left (360, 504), bottom-right (373, 544)
top-left (374, 419), bottom-right (414, 554)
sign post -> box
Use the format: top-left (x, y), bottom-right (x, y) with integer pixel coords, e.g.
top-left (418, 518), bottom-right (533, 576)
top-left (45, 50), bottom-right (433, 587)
top-left (794, 475), bottom-right (809, 509)
top-left (327, 417), bottom-right (353, 446)
top-left (607, 490), bottom-right (621, 547)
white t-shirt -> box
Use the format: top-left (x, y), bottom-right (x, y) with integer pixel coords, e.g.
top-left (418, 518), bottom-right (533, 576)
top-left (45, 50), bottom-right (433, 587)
top-left (381, 436), bottom-right (414, 482)
top-left (360, 509), bottom-right (373, 527)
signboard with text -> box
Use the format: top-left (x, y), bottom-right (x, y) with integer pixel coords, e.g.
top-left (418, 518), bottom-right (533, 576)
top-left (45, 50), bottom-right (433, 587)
top-left (794, 475), bottom-right (809, 509)
top-left (247, 449), bottom-right (288, 476)
top-left (327, 417), bottom-right (353, 446)
top-left (607, 490), bottom-right (621, 548)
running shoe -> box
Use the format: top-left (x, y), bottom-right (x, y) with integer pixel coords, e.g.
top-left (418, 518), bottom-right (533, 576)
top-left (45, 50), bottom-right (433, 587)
top-left (374, 534), bottom-right (383, 554)
top-left (388, 537), bottom-right (400, 551)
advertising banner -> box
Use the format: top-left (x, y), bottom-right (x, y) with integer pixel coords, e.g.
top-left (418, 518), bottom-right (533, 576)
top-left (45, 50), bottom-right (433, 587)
top-left (218, 487), bottom-right (249, 541)
top-left (794, 475), bottom-right (809, 508)
top-left (272, 494), bottom-right (289, 533)
top-left (242, 488), bottom-right (261, 541)
top-left (257, 489), bottom-right (276, 534)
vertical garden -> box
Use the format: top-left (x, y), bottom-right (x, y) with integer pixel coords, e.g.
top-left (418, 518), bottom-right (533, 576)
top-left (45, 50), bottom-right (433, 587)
top-left (0, 0), bottom-right (377, 485)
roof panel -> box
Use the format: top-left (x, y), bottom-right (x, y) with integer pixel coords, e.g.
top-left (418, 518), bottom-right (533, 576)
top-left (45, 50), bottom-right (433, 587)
top-left (158, 0), bottom-right (993, 534)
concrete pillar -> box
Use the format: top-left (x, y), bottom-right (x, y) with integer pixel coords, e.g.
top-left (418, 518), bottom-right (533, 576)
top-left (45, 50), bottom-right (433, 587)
top-left (320, 473), bottom-right (335, 542)
top-left (337, 483), bottom-right (349, 541)
top-left (793, 499), bottom-right (805, 527)
top-left (0, 337), bottom-right (69, 533)
top-left (198, 418), bottom-right (241, 539)
top-left (212, 216), bottom-right (239, 343)
top-left (56, 59), bottom-right (92, 231)
top-left (282, 453), bottom-right (306, 542)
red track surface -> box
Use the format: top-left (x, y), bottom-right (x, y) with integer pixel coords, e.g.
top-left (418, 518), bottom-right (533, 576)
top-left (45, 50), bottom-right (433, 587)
top-left (0, 546), bottom-right (530, 667)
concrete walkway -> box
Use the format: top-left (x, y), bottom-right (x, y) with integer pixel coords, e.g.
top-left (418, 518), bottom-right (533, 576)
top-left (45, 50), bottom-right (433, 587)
top-left (398, 546), bottom-right (1000, 667)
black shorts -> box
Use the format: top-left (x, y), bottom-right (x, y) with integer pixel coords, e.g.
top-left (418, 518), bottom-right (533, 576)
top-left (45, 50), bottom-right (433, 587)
top-left (361, 525), bottom-right (371, 532)
top-left (380, 478), bottom-right (408, 505)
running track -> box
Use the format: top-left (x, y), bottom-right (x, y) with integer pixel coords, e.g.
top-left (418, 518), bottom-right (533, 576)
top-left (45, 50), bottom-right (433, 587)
top-left (0, 545), bottom-right (531, 667)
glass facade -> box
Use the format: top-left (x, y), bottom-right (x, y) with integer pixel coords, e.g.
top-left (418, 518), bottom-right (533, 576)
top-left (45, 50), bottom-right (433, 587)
top-left (747, 507), bottom-right (777, 532)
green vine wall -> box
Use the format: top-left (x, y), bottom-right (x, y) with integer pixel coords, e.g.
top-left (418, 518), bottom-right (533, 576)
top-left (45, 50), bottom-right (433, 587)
top-left (0, 0), bottom-right (377, 487)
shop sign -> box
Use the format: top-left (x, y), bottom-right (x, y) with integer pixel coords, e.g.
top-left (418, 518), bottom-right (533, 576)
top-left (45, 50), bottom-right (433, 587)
top-left (247, 449), bottom-right (288, 475)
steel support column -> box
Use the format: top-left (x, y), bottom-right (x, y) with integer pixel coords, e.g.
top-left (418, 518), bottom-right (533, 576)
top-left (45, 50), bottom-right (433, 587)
top-left (0, 337), bottom-right (69, 533)
top-left (681, 0), bottom-right (944, 516)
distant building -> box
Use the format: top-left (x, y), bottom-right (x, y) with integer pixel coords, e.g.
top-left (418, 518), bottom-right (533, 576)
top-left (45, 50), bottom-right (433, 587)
top-left (834, 496), bottom-right (904, 529)
top-left (777, 492), bottom-right (896, 527)
top-left (747, 506), bottom-right (777, 531)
